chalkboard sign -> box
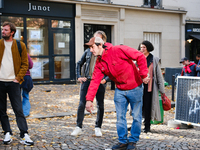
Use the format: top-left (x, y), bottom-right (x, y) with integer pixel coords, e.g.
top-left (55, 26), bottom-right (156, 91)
top-left (175, 76), bottom-right (200, 127)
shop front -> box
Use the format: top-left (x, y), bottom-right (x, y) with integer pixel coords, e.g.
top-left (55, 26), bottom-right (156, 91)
top-left (185, 23), bottom-right (200, 62)
top-left (0, 0), bottom-right (76, 84)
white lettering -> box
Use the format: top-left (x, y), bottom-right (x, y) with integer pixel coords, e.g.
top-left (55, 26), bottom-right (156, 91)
top-left (38, 6), bottom-right (42, 11)
top-left (193, 28), bottom-right (200, 32)
top-left (43, 6), bottom-right (47, 11)
top-left (28, 3), bottom-right (50, 12)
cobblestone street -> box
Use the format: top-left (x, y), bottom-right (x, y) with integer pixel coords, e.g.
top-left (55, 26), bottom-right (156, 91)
top-left (1, 83), bottom-right (200, 150)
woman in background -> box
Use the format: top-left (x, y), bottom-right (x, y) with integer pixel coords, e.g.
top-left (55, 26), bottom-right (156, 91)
top-left (139, 41), bottom-right (165, 133)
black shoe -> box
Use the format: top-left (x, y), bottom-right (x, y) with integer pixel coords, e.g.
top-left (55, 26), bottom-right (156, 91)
top-left (142, 128), bottom-right (150, 133)
top-left (127, 142), bottom-right (137, 150)
top-left (112, 142), bottom-right (128, 150)
top-left (128, 127), bottom-right (131, 131)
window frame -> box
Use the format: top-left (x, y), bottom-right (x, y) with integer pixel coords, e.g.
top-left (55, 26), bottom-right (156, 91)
top-left (143, 0), bottom-right (162, 8)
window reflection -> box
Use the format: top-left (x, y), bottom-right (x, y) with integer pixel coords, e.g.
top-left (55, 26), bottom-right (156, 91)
top-left (1, 16), bottom-right (24, 41)
top-left (27, 18), bottom-right (49, 56)
top-left (30, 58), bottom-right (49, 81)
top-left (54, 56), bottom-right (70, 79)
top-left (51, 20), bottom-right (71, 28)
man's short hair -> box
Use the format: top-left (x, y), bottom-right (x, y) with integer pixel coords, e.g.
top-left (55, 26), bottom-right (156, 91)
top-left (2, 22), bottom-right (16, 37)
top-left (196, 54), bottom-right (200, 58)
top-left (94, 30), bottom-right (107, 43)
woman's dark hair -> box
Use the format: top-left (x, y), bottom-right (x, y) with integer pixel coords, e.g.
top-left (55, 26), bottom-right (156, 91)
top-left (138, 43), bottom-right (141, 50)
top-left (141, 40), bottom-right (154, 52)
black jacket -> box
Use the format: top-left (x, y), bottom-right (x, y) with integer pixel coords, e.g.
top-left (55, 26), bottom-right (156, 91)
top-left (76, 48), bottom-right (109, 81)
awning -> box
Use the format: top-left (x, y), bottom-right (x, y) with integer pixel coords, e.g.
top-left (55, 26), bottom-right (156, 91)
top-left (190, 34), bottom-right (200, 40)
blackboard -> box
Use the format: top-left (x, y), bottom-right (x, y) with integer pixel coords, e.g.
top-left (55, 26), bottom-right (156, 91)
top-left (175, 76), bottom-right (200, 126)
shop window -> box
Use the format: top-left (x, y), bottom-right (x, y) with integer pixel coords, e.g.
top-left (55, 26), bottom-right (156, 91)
top-left (54, 56), bottom-right (70, 79)
top-left (143, 32), bottom-right (160, 58)
top-left (53, 33), bottom-right (70, 55)
top-left (1, 16), bottom-right (24, 42)
top-left (27, 18), bottom-right (49, 56)
top-left (143, 0), bottom-right (161, 8)
top-left (30, 58), bottom-right (49, 81)
top-left (51, 20), bottom-right (71, 28)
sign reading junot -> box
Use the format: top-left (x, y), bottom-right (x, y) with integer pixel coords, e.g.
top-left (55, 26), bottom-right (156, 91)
top-left (28, 3), bottom-right (50, 12)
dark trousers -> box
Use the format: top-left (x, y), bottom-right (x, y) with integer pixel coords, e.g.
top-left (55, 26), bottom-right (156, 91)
top-left (0, 81), bottom-right (28, 137)
top-left (77, 80), bottom-right (105, 128)
top-left (142, 83), bottom-right (152, 130)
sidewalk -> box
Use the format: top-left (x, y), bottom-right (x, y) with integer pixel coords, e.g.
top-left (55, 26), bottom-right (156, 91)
top-left (1, 83), bottom-right (200, 150)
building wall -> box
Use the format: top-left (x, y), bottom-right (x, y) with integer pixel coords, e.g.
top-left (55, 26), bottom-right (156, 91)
top-left (162, 0), bottom-right (200, 21)
top-left (123, 9), bottom-right (181, 67)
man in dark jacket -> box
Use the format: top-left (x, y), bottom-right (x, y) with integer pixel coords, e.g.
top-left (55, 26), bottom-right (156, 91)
top-left (71, 31), bottom-right (109, 137)
top-left (180, 57), bottom-right (197, 76)
top-left (85, 37), bottom-right (149, 150)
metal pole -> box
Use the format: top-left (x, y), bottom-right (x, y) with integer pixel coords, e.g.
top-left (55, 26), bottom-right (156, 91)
top-left (172, 75), bottom-right (175, 101)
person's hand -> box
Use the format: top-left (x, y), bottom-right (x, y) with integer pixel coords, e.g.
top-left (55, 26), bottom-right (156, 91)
top-left (78, 77), bottom-right (87, 84)
top-left (142, 77), bottom-right (150, 84)
top-left (13, 79), bottom-right (19, 83)
top-left (100, 79), bottom-right (106, 84)
top-left (86, 101), bottom-right (93, 114)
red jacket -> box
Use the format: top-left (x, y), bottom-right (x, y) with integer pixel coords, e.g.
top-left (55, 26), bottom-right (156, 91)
top-left (86, 43), bottom-right (148, 101)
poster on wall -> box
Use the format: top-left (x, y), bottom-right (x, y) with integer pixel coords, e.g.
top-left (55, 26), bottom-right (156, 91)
top-left (29, 43), bottom-right (43, 55)
top-left (29, 29), bottom-right (43, 40)
top-left (14, 28), bottom-right (21, 40)
top-left (30, 61), bottom-right (44, 79)
top-left (175, 76), bottom-right (200, 127)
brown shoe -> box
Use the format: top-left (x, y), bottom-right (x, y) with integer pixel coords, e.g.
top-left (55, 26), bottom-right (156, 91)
top-left (112, 142), bottom-right (128, 150)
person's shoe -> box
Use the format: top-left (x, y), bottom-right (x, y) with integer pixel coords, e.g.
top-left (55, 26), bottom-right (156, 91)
top-left (95, 127), bottom-right (102, 136)
top-left (112, 142), bottom-right (128, 150)
top-left (142, 128), bottom-right (150, 133)
top-left (3, 132), bottom-right (12, 145)
top-left (71, 127), bottom-right (82, 136)
top-left (127, 142), bottom-right (137, 150)
top-left (20, 133), bottom-right (34, 146)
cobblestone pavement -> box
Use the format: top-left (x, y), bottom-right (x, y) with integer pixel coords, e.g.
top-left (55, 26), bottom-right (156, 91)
top-left (1, 83), bottom-right (200, 149)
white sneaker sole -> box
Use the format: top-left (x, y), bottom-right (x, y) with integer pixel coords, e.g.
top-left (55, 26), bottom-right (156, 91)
top-left (3, 138), bottom-right (12, 145)
top-left (20, 141), bottom-right (34, 146)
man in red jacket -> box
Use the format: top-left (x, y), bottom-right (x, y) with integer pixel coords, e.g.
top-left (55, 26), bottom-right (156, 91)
top-left (85, 37), bottom-right (149, 150)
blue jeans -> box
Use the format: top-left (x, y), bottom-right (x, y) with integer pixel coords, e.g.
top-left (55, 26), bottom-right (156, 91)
top-left (22, 89), bottom-right (30, 117)
top-left (114, 84), bottom-right (143, 144)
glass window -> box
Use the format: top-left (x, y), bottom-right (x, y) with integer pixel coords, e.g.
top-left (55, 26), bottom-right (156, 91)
top-left (30, 58), bottom-right (49, 81)
top-left (54, 56), bottom-right (70, 79)
top-left (27, 18), bottom-right (49, 56)
top-left (53, 33), bottom-right (70, 54)
top-left (144, 0), bottom-right (161, 8)
top-left (51, 20), bottom-right (71, 28)
top-left (1, 16), bottom-right (24, 42)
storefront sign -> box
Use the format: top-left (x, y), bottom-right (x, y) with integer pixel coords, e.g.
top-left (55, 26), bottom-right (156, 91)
top-left (193, 28), bottom-right (200, 33)
top-left (28, 3), bottom-right (50, 12)
top-left (0, 0), bottom-right (74, 18)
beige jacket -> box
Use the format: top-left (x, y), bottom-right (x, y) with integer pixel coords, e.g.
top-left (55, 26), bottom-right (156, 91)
top-left (0, 39), bottom-right (28, 84)
top-left (151, 56), bottom-right (165, 121)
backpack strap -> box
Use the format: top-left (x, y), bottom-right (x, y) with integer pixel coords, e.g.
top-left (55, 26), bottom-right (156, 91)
top-left (16, 40), bottom-right (22, 57)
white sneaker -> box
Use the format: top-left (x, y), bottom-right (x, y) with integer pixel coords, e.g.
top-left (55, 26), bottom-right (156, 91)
top-left (3, 132), bottom-right (12, 145)
top-left (95, 127), bottom-right (102, 136)
top-left (71, 127), bottom-right (82, 136)
top-left (20, 133), bottom-right (34, 146)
